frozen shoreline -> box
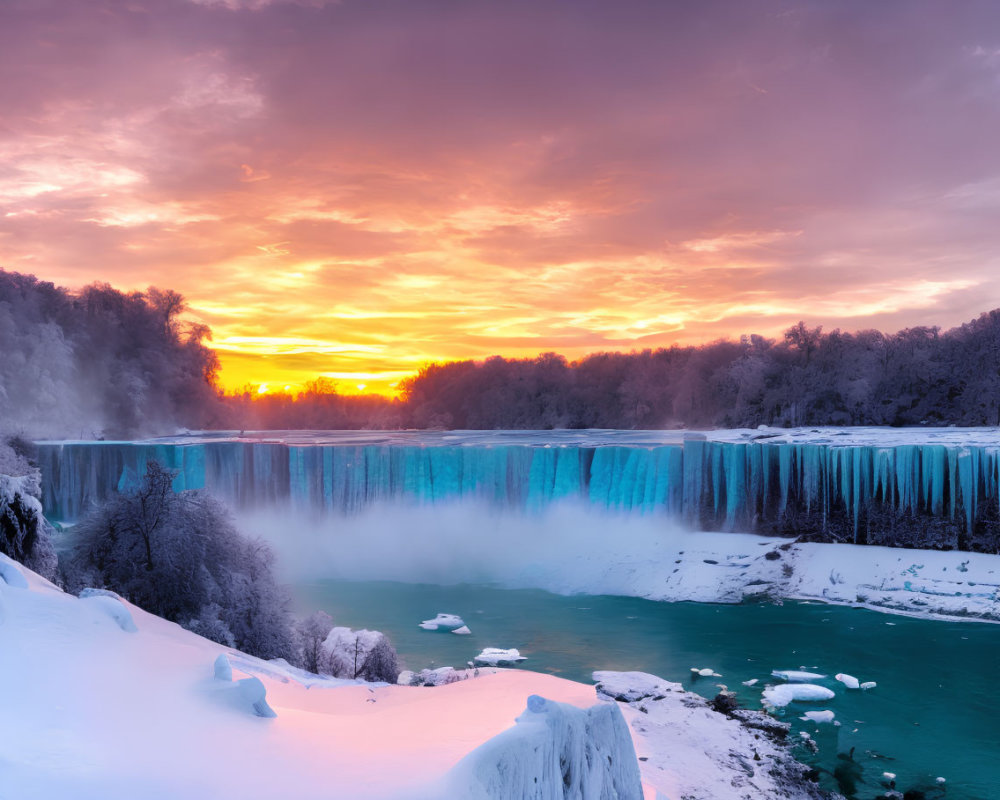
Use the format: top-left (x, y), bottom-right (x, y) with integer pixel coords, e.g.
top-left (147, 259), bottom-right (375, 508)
top-left (514, 528), bottom-right (1000, 623)
top-left (36, 424), bottom-right (1000, 448)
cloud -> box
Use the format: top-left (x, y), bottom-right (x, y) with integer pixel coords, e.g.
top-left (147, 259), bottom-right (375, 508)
top-left (2, 0), bottom-right (1000, 394)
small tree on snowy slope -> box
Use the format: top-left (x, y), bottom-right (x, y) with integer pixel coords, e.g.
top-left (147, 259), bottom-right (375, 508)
top-left (294, 611), bottom-right (335, 674)
top-left (358, 636), bottom-right (400, 683)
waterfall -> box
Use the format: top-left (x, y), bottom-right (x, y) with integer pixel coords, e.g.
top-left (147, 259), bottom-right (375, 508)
top-left (35, 432), bottom-right (1000, 551)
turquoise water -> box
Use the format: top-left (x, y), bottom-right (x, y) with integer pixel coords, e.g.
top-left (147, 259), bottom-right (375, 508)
top-left (294, 580), bottom-right (999, 800)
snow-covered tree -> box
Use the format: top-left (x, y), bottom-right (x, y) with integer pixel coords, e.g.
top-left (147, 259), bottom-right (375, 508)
top-left (68, 461), bottom-right (295, 661)
top-left (294, 611), bottom-right (336, 674)
top-left (0, 439), bottom-right (58, 580)
top-left (320, 626), bottom-right (401, 683)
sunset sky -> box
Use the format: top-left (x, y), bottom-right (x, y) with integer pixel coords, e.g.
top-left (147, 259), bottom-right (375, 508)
top-left (3, 0), bottom-right (1000, 395)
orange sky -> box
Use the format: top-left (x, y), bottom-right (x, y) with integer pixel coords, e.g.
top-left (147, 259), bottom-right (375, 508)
top-left (3, 1), bottom-right (1000, 396)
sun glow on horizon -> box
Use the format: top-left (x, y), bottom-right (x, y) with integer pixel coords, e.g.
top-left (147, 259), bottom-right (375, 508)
top-left (4, 0), bottom-right (999, 394)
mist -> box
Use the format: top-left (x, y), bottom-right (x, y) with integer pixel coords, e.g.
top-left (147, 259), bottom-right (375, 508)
top-left (0, 270), bottom-right (222, 440)
top-left (238, 500), bottom-right (701, 599)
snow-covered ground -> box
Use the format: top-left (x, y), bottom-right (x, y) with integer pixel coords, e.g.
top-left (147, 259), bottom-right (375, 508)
top-left (594, 672), bottom-right (835, 800)
top-left (0, 552), bottom-right (636, 799)
top-left (503, 525), bottom-right (1000, 622)
top-left (1, 553), bottom-right (836, 800)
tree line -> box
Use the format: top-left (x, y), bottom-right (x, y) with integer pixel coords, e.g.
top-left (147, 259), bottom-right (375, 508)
top-left (0, 270), bottom-right (222, 438)
top-left (3, 267), bottom-right (1000, 434)
top-left (397, 315), bottom-right (1000, 430)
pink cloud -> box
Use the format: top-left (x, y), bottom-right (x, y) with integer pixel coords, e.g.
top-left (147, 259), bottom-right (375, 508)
top-left (2, 0), bottom-right (1000, 392)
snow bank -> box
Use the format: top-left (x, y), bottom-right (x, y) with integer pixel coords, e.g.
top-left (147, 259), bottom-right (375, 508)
top-left (0, 555), bottom-right (28, 589)
top-left (78, 592), bottom-right (138, 633)
top-left (762, 683), bottom-right (836, 707)
top-left (445, 694), bottom-right (643, 800)
top-left (474, 648), bottom-right (526, 667)
top-left (2, 557), bottom-right (648, 799)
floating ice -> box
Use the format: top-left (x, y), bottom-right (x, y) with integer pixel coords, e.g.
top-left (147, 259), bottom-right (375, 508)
top-left (800, 710), bottom-right (835, 724)
top-left (742, 679), bottom-right (759, 687)
top-left (691, 667), bottom-right (721, 678)
top-left (835, 673), bottom-right (860, 689)
top-left (419, 613), bottom-right (466, 631)
top-left (762, 683), bottom-right (835, 707)
top-left (452, 625), bottom-right (472, 635)
top-left (771, 670), bottom-right (826, 682)
top-left (474, 648), bottom-right (526, 667)
top-left (861, 681), bottom-right (877, 691)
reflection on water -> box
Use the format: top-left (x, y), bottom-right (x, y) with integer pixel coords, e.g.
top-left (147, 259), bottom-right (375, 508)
top-left (295, 580), bottom-right (998, 800)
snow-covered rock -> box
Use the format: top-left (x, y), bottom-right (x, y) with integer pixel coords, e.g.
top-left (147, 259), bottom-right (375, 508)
top-left (474, 648), bottom-right (526, 667)
top-left (446, 694), bottom-right (643, 800)
top-left (78, 592), bottom-right (138, 633)
top-left (406, 666), bottom-right (465, 686)
top-left (593, 671), bottom-right (682, 703)
top-left (835, 673), bottom-right (860, 689)
top-left (397, 669), bottom-right (415, 685)
top-left (419, 613), bottom-right (466, 631)
top-left (762, 683), bottom-right (836, 707)
top-left (596, 671), bottom-right (832, 800)
top-left (235, 676), bottom-right (277, 718)
top-left (772, 670), bottom-right (826, 683)
top-left (214, 653), bottom-right (233, 681)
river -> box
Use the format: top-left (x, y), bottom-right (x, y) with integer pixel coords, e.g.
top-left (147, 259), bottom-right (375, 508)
top-left (295, 579), bottom-right (998, 800)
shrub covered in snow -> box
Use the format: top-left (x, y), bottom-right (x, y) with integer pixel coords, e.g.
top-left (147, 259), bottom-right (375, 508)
top-left (321, 626), bottom-right (400, 683)
top-left (294, 610), bottom-right (336, 674)
top-left (0, 440), bottom-right (57, 580)
top-left (68, 461), bottom-right (295, 660)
